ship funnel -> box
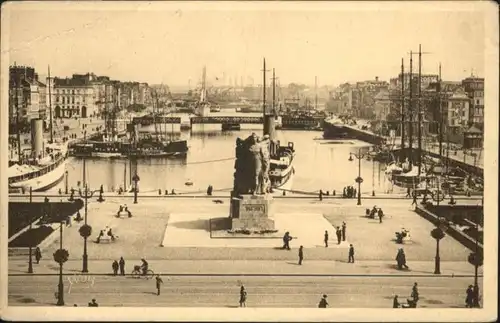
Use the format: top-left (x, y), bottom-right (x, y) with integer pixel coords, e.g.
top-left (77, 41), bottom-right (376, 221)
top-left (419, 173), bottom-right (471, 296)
top-left (30, 118), bottom-right (44, 160)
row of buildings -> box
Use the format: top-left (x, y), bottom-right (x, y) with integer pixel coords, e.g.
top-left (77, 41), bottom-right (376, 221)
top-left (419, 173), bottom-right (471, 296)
top-left (327, 74), bottom-right (485, 144)
top-left (8, 65), bottom-right (155, 128)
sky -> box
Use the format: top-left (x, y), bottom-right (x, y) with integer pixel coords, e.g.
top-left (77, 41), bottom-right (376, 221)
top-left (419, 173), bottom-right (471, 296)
top-left (3, 2), bottom-right (488, 88)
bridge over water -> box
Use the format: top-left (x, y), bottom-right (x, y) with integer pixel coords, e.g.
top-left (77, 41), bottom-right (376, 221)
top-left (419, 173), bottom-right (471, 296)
top-left (132, 115), bottom-right (323, 128)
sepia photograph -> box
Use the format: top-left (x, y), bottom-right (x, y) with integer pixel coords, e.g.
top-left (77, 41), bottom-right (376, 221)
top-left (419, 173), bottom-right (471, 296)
top-left (1, 1), bottom-right (498, 321)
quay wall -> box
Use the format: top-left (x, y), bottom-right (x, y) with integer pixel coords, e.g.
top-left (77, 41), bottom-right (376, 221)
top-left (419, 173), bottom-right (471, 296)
top-left (415, 206), bottom-right (483, 254)
top-left (336, 124), bottom-right (483, 176)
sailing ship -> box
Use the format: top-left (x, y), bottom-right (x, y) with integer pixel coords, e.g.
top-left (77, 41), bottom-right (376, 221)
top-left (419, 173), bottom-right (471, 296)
top-left (69, 88), bottom-right (188, 158)
top-left (8, 65), bottom-right (68, 192)
top-left (262, 59), bottom-right (295, 189)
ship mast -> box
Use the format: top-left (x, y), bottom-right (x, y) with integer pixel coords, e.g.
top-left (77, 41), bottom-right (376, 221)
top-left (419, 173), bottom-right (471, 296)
top-left (48, 66), bottom-right (53, 144)
top-left (438, 63), bottom-right (443, 160)
top-left (408, 51), bottom-right (413, 168)
top-left (400, 58), bottom-right (405, 162)
top-left (13, 63), bottom-right (22, 160)
top-left (315, 76), bottom-right (318, 111)
top-left (417, 44), bottom-right (422, 175)
top-left (262, 58), bottom-right (275, 140)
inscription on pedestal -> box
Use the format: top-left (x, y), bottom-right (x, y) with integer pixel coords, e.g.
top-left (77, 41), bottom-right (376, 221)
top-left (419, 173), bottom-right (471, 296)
top-left (230, 194), bottom-right (275, 231)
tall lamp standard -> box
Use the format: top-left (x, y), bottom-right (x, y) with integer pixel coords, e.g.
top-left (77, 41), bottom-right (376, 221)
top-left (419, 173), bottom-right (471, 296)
top-left (430, 218), bottom-right (447, 274)
top-left (468, 198), bottom-right (483, 308)
top-left (28, 187), bottom-right (33, 273)
top-left (78, 184), bottom-right (96, 273)
top-left (53, 222), bottom-right (69, 306)
top-left (349, 148), bottom-right (366, 206)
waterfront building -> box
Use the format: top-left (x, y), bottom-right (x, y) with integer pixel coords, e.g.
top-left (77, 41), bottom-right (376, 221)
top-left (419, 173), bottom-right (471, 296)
top-left (9, 66), bottom-right (47, 127)
top-left (462, 76), bottom-right (484, 131)
top-left (51, 75), bottom-right (98, 119)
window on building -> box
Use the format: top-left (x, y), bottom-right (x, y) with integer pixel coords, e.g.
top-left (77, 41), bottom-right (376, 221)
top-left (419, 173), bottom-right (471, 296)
top-left (56, 96), bottom-right (59, 102)
top-left (72, 97), bottom-right (75, 104)
top-left (72, 90), bottom-right (75, 95)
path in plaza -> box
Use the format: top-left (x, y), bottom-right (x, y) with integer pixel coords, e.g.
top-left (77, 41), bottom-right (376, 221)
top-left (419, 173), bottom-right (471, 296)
top-left (9, 274), bottom-right (479, 308)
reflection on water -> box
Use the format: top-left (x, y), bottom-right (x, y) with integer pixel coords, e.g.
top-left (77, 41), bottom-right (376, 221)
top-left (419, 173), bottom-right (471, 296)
top-left (58, 130), bottom-right (395, 195)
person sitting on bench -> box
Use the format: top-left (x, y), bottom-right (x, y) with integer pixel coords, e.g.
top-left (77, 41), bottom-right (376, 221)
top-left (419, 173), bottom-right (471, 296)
top-left (96, 230), bottom-right (104, 243)
top-left (107, 228), bottom-right (116, 241)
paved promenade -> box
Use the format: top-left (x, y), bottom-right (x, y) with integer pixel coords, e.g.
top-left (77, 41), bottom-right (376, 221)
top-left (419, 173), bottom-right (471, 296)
top-left (10, 198), bottom-right (475, 261)
top-left (8, 197), bottom-right (483, 308)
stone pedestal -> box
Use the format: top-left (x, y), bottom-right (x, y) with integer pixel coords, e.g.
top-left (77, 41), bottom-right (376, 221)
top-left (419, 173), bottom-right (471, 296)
top-left (230, 194), bottom-right (275, 231)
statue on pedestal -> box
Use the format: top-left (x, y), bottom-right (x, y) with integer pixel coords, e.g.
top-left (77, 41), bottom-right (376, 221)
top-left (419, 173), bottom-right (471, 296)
top-left (233, 133), bottom-right (271, 196)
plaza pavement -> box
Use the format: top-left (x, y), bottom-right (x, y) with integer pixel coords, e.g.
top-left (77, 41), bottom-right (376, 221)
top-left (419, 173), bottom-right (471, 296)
top-left (10, 197), bottom-right (475, 262)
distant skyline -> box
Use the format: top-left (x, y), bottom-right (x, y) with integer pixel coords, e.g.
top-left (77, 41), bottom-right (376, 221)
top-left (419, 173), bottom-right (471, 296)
top-left (3, 2), bottom-right (488, 87)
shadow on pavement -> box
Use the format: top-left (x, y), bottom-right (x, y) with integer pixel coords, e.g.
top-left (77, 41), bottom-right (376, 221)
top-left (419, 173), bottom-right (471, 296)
top-left (170, 219), bottom-right (210, 231)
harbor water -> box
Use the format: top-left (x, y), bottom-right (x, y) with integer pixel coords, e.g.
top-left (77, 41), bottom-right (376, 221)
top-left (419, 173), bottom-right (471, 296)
top-left (56, 129), bottom-right (398, 196)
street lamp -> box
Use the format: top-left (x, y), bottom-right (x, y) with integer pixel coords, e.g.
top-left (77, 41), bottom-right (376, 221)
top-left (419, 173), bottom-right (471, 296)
top-left (348, 148), bottom-right (366, 206)
top-left (53, 222), bottom-right (69, 306)
top-left (468, 200), bottom-right (483, 308)
top-left (28, 187), bottom-right (33, 273)
top-left (372, 159), bottom-right (375, 197)
top-left (78, 184), bottom-right (96, 273)
top-left (64, 170), bottom-right (69, 194)
top-left (132, 172), bottom-right (140, 204)
top-left (430, 220), bottom-right (447, 274)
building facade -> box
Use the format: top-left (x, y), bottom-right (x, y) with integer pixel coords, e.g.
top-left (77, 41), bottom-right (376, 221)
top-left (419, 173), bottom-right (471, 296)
top-left (462, 77), bottom-right (484, 130)
top-left (51, 77), bottom-right (98, 119)
top-left (9, 66), bottom-right (47, 127)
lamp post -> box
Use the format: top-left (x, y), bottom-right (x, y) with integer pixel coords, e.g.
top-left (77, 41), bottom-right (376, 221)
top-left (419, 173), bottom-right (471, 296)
top-left (348, 148), bottom-right (366, 206)
top-left (372, 159), bottom-right (375, 196)
top-left (78, 184), bottom-right (96, 273)
top-left (468, 199), bottom-right (483, 308)
top-left (431, 222), bottom-right (447, 274)
top-left (132, 172), bottom-right (140, 204)
top-left (64, 170), bottom-right (69, 194)
top-left (53, 222), bottom-right (68, 306)
top-left (28, 187), bottom-right (33, 273)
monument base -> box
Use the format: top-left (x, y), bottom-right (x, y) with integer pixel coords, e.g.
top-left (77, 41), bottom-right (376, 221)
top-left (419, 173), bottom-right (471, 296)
top-left (230, 194), bottom-right (275, 231)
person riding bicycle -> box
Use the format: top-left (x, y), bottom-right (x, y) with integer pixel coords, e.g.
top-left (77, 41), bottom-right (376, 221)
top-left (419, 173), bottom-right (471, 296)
top-left (140, 258), bottom-right (149, 275)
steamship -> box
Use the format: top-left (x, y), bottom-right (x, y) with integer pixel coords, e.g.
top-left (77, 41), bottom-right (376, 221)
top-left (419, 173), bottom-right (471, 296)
top-left (8, 119), bottom-right (68, 192)
top-left (262, 58), bottom-right (295, 190)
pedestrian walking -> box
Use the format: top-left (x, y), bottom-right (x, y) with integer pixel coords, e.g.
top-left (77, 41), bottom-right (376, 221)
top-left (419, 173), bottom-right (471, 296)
top-left (411, 191), bottom-right (417, 206)
top-left (336, 227), bottom-right (342, 245)
top-left (298, 246), bottom-right (304, 265)
top-left (465, 285), bottom-right (474, 308)
top-left (393, 295), bottom-right (400, 308)
top-left (406, 187), bottom-right (411, 198)
top-left (378, 208), bottom-right (384, 223)
top-left (239, 286), bottom-right (247, 307)
top-left (324, 230), bottom-right (329, 248)
top-left (119, 257), bottom-right (125, 276)
top-left (155, 275), bottom-right (164, 296)
top-left (411, 282), bottom-right (419, 303)
top-left (348, 244), bottom-right (355, 263)
top-left (35, 247), bottom-right (42, 264)
top-left (318, 294), bottom-right (329, 308)
top-left (341, 222), bottom-right (346, 241)
top-left (282, 231), bottom-right (292, 250)
top-left (396, 248), bottom-right (409, 270)
top-left (319, 189), bottom-right (323, 201)
top-left (112, 260), bottom-right (119, 276)
top-left (473, 284), bottom-right (480, 308)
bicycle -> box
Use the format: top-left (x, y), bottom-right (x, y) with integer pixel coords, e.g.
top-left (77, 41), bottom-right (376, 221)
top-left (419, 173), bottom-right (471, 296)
top-left (131, 265), bottom-right (154, 279)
